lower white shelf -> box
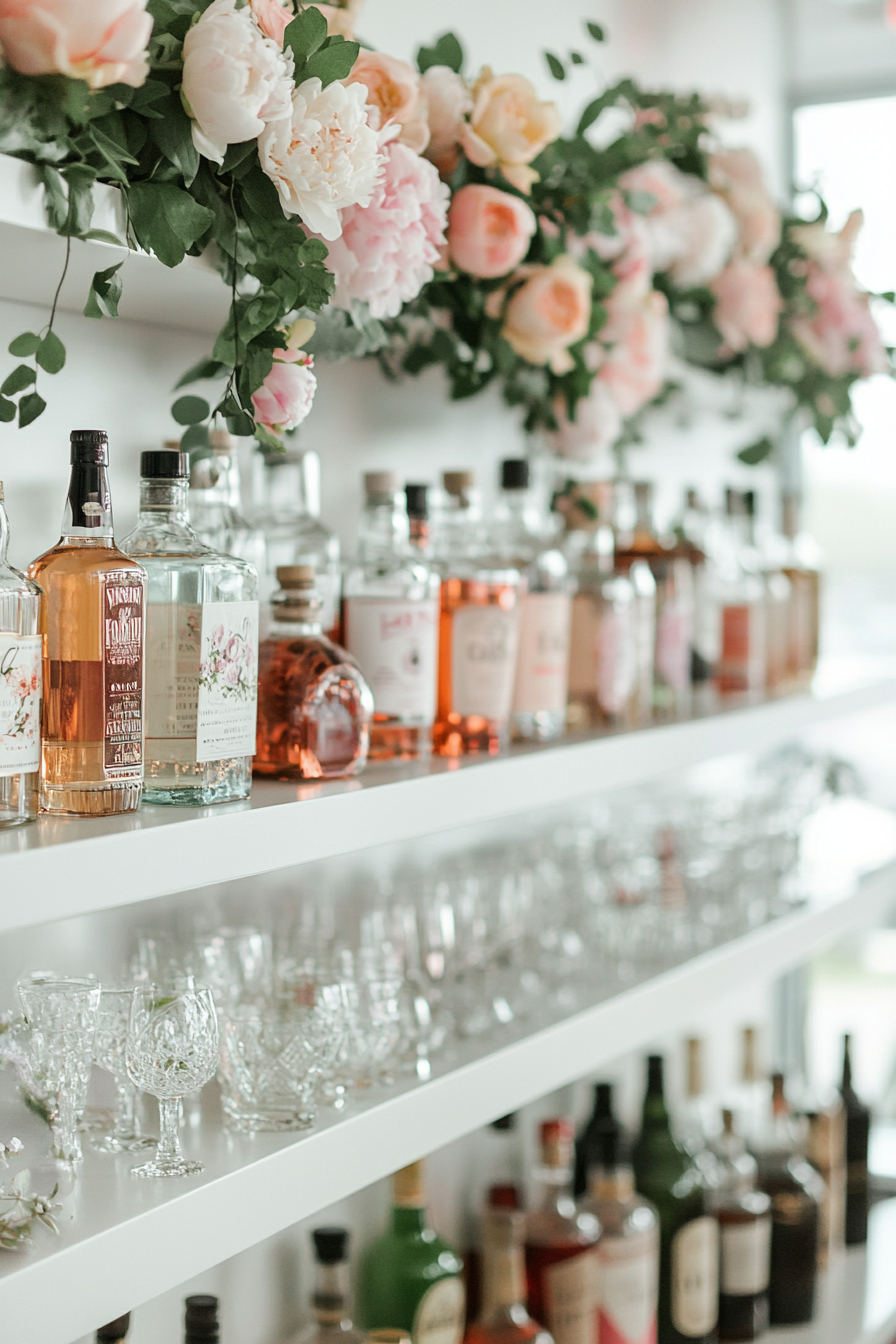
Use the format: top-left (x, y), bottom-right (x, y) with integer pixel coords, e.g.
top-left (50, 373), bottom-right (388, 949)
top-left (0, 846), bottom-right (894, 1344)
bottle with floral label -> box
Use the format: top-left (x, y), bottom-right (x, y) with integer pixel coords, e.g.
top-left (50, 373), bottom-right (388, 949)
top-left (121, 450), bottom-right (259, 805)
top-left (433, 471), bottom-right (521, 756)
top-left (715, 491), bottom-right (765, 698)
top-left (185, 428), bottom-right (265, 573)
top-left (466, 1208), bottom-right (554, 1344)
top-left (255, 565), bottom-right (372, 779)
top-left (29, 430), bottom-right (146, 816)
top-left (708, 1111), bottom-right (770, 1342)
top-left (342, 473), bottom-right (440, 761)
top-left (0, 481), bottom-right (42, 826)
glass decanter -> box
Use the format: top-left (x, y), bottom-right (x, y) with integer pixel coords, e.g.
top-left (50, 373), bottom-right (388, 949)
top-left (0, 479), bottom-right (42, 825)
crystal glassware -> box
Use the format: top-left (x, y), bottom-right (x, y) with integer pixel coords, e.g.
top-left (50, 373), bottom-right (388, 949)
top-left (218, 1001), bottom-right (320, 1132)
top-left (0, 479), bottom-right (42, 826)
top-left (126, 982), bottom-right (218, 1178)
top-left (17, 977), bottom-right (102, 1164)
top-left (92, 985), bottom-right (155, 1153)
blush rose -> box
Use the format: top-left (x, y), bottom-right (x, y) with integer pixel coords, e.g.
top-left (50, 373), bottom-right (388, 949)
top-left (346, 51), bottom-right (430, 155)
top-left (447, 184), bottom-right (536, 280)
top-left (710, 260), bottom-right (782, 352)
top-left (460, 68), bottom-right (562, 194)
top-left (252, 350), bottom-right (317, 433)
top-left (422, 65), bottom-right (472, 178)
top-left (495, 256), bottom-right (592, 373)
top-left (0, 0), bottom-right (152, 88)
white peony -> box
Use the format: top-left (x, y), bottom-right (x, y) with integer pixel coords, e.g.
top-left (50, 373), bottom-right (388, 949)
top-left (182, 0), bottom-right (293, 165)
top-left (258, 77), bottom-right (385, 240)
top-left (619, 159), bottom-right (737, 289)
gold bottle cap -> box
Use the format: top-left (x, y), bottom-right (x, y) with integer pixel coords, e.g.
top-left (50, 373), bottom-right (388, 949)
top-left (686, 1037), bottom-right (704, 1099)
top-left (393, 1160), bottom-right (425, 1207)
top-left (442, 470), bottom-right (475, 496)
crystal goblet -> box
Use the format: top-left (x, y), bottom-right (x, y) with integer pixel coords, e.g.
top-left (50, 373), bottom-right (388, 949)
top-left (126, 983), bottom-right (218, 1179)
top-left (92, 986), bottom-right (155, 1154)
top-left (16, 977), bottom-right (101, 1164)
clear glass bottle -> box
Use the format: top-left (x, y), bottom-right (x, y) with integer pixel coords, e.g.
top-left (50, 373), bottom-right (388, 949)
top-left (288, 1227), bottom-right (367, 1344)
top-left (250, 449), bottom-right (341, 639)
top-left (467, 1208), bottom-right (554, 1344)
top-left (433, 471), bottom-right (521, 757)
top-left (780, 492), bottom-right (821, 686)
top-left (255, 564), bottom-right (372, 780)
top-left (804, 1087), bottom-right (846, 1268)
top-left (342, 474), bottom-right (440, 761)
top-left (524, 1118), bottom-right (601, 1344)
top-left (709, 1110), bottom-right (771, 1343)
top-left (715, 491), bottom-right (765, 698)
top-left (747, 490), bottom-right (791, 694)
top-left (726, 1027), bottom-right (769, 1146)
top-left (673, 489), bottom-right (720, 693)
top-left (0, 481), bottom-right (42, 826)
top-left (28, 430), bottom-right (146, 816)
top-left (492, 459), bottom-right (571, 743)
top-left (121, 450), bottom-right (258, 806)
top-left (679, 1036), bottom-right (721, 1171)
top-left (186, 428), bottom-right (265, 573)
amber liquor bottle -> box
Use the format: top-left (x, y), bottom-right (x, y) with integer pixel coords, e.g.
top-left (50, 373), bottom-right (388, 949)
top-left (29, 430), bottom-right (146, 815)
top-left (709, 1110), bottom-right (770, 1342)
top-left (467, 1208), bottom-right (554, 1344)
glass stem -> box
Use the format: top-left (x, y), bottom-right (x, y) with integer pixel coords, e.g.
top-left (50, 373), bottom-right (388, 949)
top-left (157, 1096), bottom-right (184, 1165)
top-left (113, 1077), bottom-right (139, 1140)
top-left (54, 1096), bottom-right (81, 1163)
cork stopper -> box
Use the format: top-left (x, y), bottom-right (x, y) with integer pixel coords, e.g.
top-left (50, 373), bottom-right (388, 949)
top-left (209, 426), bottom-right (235, 455)
top-left (742, 1027), bottom-right (758, 1083)
top-left (539, 1118), bottom-right (574, 1168)
top-left (443, 470), bottom-right (475, 496)
top-left (771, 1072), bottom-right (788, 1118)
top-left (369, 1332), bottom-right (411, 1344)
top-left (364, 471), bottom-right (400, 502)
top-left (686, 1037), bottom-right (704, 1099)
top-left (276, 564), bottom-right (316, 589)
top-left (163, 438), bottom-right (181, 452)
top-left (393, 1160), bottom-right (425, 1207)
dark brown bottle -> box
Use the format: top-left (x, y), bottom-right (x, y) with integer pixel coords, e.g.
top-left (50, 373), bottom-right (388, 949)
top-left (840, 1034), bottom-right (870, 1246)
top-left (709, 1111), bottom-right (770, 1342)
top-left (96, 1316), bottom-right (130, 1344)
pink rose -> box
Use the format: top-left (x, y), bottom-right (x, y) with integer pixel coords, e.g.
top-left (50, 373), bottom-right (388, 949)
top-left (495, 255), bottom-right (592, 373)
top-left (226, 636), bottom-right (241, 659)
top-left (619, 160), bottom-right (691, 217)
top-left (459, 68), bottom-right (562, 194)
top-left (252, 349), bottom-right (318, 433)
top-left (710, 260), bottom-right (782, 352)
top-left (211, 625), bottom-right (225, 645)
top-left (216, 659), bottom-right (226, 673)
top-left (709, 148), bottom-right (780, 265)
top-left (791, 263), bottom-right (888, 378)
top-left (250, 0), bottom-right (290, 45)
top-left (347, 51), bottom-right (430, 155)
top-left (597, 289), bottom-right (670, 418)
top-left (447, 184), bottom-right (536, 279)
top-left (0, 0), bottom-right (151, 88)
top-left (315, 2), bottom-right (360, 39)
top-left (225, 662), bottom-right (241, 686)
top-left (422, 65), bottom-right (472, 178)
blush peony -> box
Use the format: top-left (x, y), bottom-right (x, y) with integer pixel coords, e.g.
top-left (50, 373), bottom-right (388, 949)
top-left (460, 68), bottom-right (562, 194)
top-left (447, 184), bottom-right (536, 279)
top-left (0, 0), bottom-right (151, 88)
top-left (347, 51), bottom-right (430, 155)
top-left (252, 349), bottom-right (317, 432)
top-left (250, 0), bottom-right (291, 45)
top-left (792, 264), bottom-right (888, 378)
top-left (496, 255), bottom-right (592, 373)
top-left (423, 65), bottom-right (472, 178)
top-left (710, 260), bottom-right (781, 352)
top-left (320, 140), bottom-right (449, 319)
top-left (258, 77), bottom-right (385, 240)
top-left (709, 147), bottom-right (780, 265)
top-left (597, 289), bottom-right (670, 418)
top-left (619, 159), bottom-right (737, 288)
top-left (182, 0), bottom-right (292, 165)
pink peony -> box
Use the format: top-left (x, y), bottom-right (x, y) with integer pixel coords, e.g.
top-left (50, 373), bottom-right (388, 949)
top-left (792, 263), bottom-right (888, 378)
top-left (252, 349), bottom-right (317, 432)
top-left (597, 289), bottom-right (670, 418)
top-left (320, 139), bottom-right (449, 319)
top-left (422, 65), bottom-right (472, 178)
top-left (494, 256), bottom-right (592, 373)
top-left (709, 147), bottom-right (780, 265)
top-left (0, 0), bottom-right (151, 88)
top-left (347, 51), bottom-right (430, 155)
top-left (250, 0), bottom-right (290, 45)
top-left (619, 159), bottom-right (736, 288)
top-left (710, 260), bottom-right (781, 352)
top-left (447, 184), bottom-right (536, 280)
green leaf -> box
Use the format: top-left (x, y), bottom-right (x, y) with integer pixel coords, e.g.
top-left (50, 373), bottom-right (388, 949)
top-left (0, 397), bottom-right (15, 423)
top-left (37, 166), bottom-right (68, 233)
top-left (577, 98), bottom-right (605, 136)
top-left (60, 163), bottom-right (97, 237)
top-left (36, 332), bottom-right (65, 374)
top-left (221, 141), bottom-right (258, 174)
top-left (151, 105), bottom-right (201, 186)
top-left (83, 263), bottom-right (124, 319)
top-left (82, 229), bottom-right (126, 247)
top-left (1, 365), bottom-right (35, 397)
top-left (737, 435), bottom-right (775, 466)
top-left (175, 357), bottom-right (229, 389)
top-left (179, 422), bottom-right (211, 453)
top-left (8, 333), bottom-right (41, 358)
top-left (417, 32), bottom-right (464, 74)
top-left (303, 40), bottom-right (360, 87)
top-left (570, 50), bottom-right (585, 64)
top-left (18, 392), bottom-right (46, 428)
top-left (586, 20), bottom-right (606, 41)
top-left (284, 6), bottom-right (328, 65)
top-left (545, 52), bottom-right (566, 80)
top-left (128, 182), bottom-right (214, 268)
top-left (62, 79), bottom-right (92, 126)
top-left (227, 411), bottom-right (256, 437)
top-left (171, 394), bottom-right (210, 425)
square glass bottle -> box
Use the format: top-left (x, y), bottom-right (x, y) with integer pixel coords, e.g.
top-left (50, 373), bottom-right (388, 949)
top-left (0, 481), bottom-right (42, 825)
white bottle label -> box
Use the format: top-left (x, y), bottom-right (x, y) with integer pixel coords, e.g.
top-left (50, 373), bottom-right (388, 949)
top-left (450, 603), bottom-right (518, 720)
top-left (655, 600), bottom-right (691, 691)
top-left (720, 1217), bottom-right (771, 1296)
top-left (597, 1227), bottom-right (658, 1344)
top-left (343, 596), bottom-right (438, 721)
top-left (412, 1276), bottom-right (465, 1344)
top-left (0, 633), bottom-right (41, 777)
top-left (512, 590), bottom-right (571, 714)
top-left (671, 1216), bottom-right (718, 1338)
top-left (145, 603), bottom-right (202, 762)
top-left (196, 601), bottom-right (259, 762)
top-left (544, 1248), bottom-right (598, 1344)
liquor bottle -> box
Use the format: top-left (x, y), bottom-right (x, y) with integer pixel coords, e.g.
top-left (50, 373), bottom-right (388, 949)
top-left (631, 1055), bottom-right (719, 1344)
top-left (574, 1081), bottom-right (623, 1197)
top-left (564, 481), bottom-right (639, 731)
top-left (492, 459), bottom-right (571, 742)
top-left (465, 1115), bottom-right (526, 1322)
top-left (28, 429), bottom-right (146, 816)
top-left (840, 1034), bottom-right (870, 1246)
top-left (0, 480), bottom-right (42, 826)
top-left (727, 1029), bottom-right (768, 1146)
top-left (804, 1088), bottom-right (846, 1268)
top-left (96, 1315), bottom-right (130, 1343)
top-left (342, 473), bottom-right (439, 761)
top-left (406, 484), bottom-right (434, 556)
top-left (779, 493), bottom-right (821, 685)
top-left (524, 1118), bottom-right (600, 1344)
top-left (579, 1117), bottom-right (660, 1344)
top-left (709, 1111), bottom-right (770, 1343)
top-left (255, 565), bottom-right (372, 779)
top-left (185, 1294), bottom-right (219, 1343)
top-left (121, 450), bottom-right (258, 806)
top-left (356, 1160), bottom-right (465, 1344)
top-left (466, 1208), bottom-right (554, 1344)
top-left (673, 489), bottom-right (720, 693)
top-left (287, 1227), bottom-right (367, 1344)
top-left (608, 479), bottom-right (657, 726)
top-left (186, 428), bottom-right (265, 572)
top-left (250, 449), bottom-right (341, 638)
top-left (714, 491), bottom-right (765, 698)
top-left (748, 491), bottom-right (791, 694)
top-left (752, 1074), bottom-right (822, 1327)
top-left (433, 471), bottom-right (521, 756)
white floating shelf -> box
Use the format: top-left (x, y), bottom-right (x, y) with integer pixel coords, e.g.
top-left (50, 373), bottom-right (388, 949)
top-left (0, 675), bottom-right (893, 937)
top-left (1, 849), bottom-right (894, 1344)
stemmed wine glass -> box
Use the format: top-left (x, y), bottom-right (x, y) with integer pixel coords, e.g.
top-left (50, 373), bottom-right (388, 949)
top-left (16, 977), bottom-right (101, 1165)
top-left (92, 985), bottom-right (155, 1154)
top-left (126, 982), bottom-right (218, 1179)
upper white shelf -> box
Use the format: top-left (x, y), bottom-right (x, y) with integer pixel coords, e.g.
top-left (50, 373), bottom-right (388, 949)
top-left (0, 154), bottom-right (229, 333)
top-left (1, 827), bottom-right (894, 1344)
top-left (0, 674), bottom-right (893, 937)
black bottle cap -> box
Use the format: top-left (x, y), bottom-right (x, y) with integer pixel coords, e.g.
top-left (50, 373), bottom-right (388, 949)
top-left (594, 1082), bottom-right (613, 1115)
top-left (501, 458), bottom-right (529, 490)
top-left (70, 429), bottom-right (109, 465)
top-left (313, 1226), bottom-right (349, 1264)
top-left (185, 1295), bottom-right (219, 1342)
top-left (647, 1054), bottom-right (664, 1091)
top-left (97, 1315), bottom-right (130, 1342)
top-left (491, 1112), bottom-right (516, 1131)
top-left (405, 483), bottom-right (429, 519)
top-left (742, 489), bottom-right (757, 517)
top-left (141, 450), bottom-right (188, 480)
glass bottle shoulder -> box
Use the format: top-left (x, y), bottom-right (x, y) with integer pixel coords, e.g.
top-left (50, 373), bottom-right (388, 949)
top-left (28, 540), bottom-right (145, 582)
top-left (124, 545), bottom-right (258, 605)
top-left (526, 1198), bottom-right (600, 1247)
top-left (344, 552), bottom-right (440, 601)
top-left (580, 1190), bottom-right (658, 1239)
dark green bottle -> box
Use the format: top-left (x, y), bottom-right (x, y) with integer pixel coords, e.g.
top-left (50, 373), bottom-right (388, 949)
top-left (357, 1160), bottom-right (466, 1344)
top-left (632, 1055), bottom-right (719, 1344)
top-left (574, 1082), bottom-right (622, 1197)
top-left (840, 1034), bottom-right (870, 1246)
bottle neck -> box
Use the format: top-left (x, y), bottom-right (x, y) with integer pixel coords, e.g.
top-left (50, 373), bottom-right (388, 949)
top-left (481, 1245), bottom-right (526, 1314)
top-left (532, 1161), bottom-right (575, 1211)
top-left (62, 461), bottom-right (114, 540)
top-left (643, 1065), bottom-right (671, 1131)
top-left (0, 496), bottom-right (9, 566)
top-left (313, 1260), bottom-right (354, 1328)
top-left (256, 456), bottom-right (316, 517)
top-left (138, 478), bottom-right (189, 521)
top-left (359, 498), bottom-right (408, 558)
top-left (409, 516), bottom-right (430, 551)
top-left (391, 1204), bottom-right (428, 1234)
top-left (588, 1164), bottom-right (635, 1202)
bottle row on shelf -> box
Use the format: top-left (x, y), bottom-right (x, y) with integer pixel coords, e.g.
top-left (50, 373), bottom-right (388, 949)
top-left (0, 427), bottom-right (822, 823)
top-left (84, 1030), bottom-right (872, 1344)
